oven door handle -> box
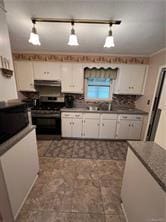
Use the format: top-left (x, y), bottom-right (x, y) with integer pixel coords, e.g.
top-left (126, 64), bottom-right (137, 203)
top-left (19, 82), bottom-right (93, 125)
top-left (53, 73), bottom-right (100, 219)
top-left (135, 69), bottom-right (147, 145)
top-left (32, 114), bottom-right (60, 118)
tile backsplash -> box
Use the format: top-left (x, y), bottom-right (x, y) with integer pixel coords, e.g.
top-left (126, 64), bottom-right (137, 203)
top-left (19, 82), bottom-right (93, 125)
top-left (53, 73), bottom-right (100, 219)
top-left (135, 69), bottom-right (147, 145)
top-left (73, 94), bottom-right (138, 109)
top-left (20, 90), bottom-right (138, 109)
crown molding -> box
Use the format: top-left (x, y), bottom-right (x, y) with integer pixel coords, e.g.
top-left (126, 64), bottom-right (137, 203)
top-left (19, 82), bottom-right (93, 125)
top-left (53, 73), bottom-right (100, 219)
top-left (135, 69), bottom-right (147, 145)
top-left (13, 52), bottom-right (149, 64)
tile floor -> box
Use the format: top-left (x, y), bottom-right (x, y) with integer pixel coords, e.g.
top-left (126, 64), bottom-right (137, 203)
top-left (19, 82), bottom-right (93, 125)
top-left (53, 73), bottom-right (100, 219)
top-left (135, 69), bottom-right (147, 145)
top-left (16, 139), bottom-right (127, 222)
top-left (42, 139), bottom-right (128, 161)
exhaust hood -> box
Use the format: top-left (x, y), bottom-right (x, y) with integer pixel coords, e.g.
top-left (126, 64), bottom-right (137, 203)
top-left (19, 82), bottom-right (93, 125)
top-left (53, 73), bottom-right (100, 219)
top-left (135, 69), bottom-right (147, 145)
top-left (34, 80), bottom-right (61, 87)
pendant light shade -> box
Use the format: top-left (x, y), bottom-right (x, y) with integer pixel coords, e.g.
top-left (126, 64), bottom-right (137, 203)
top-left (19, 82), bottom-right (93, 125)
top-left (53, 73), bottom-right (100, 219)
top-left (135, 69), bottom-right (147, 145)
top-left (29, 22), bottom-right (41, 46)
top-left (104, 26), bottom-right (115, 48)
top-left (68, 22), bottom-right (79, 46)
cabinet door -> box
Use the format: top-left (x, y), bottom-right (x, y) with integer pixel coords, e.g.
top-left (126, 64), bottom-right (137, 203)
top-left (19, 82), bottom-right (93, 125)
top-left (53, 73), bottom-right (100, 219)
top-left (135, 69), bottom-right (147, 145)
top-left (72, 63), bottom-right (84, 94)
top-left (61, 63), bottom-right (73, 92)
top-left (100, 119), bottom-right (117, 139)
top-left (33, 62), bottom-right (61, 80)
top-left (72, 118), bottom-right (83, 138)
top-left (83, 119), bottom-right (100, 138)
top-left (115, 65), bottom-right (147, 95)
top-left (129, 121), bottom-right (142, 140)
top-left (62, 118), bottom-right (72, 137)
top-left (116, 120), bottom-right (131, 139)
top-left (14, 61), bottom-right (35, 91)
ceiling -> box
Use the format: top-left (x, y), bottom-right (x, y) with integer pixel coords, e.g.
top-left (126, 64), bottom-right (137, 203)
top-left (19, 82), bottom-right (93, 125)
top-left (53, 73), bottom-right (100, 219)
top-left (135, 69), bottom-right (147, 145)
top-left (4, 0), bottom-right (166, 55)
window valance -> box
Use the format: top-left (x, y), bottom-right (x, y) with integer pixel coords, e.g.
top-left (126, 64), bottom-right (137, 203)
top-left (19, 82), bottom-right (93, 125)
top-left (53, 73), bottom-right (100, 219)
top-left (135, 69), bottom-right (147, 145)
top-left (84, 67), bottom-right (118, 79)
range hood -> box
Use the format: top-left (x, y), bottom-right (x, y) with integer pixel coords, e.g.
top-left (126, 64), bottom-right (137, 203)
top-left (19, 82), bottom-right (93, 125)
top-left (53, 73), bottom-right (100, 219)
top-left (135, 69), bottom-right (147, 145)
top-left (34, 80), bottom-right (61, 87)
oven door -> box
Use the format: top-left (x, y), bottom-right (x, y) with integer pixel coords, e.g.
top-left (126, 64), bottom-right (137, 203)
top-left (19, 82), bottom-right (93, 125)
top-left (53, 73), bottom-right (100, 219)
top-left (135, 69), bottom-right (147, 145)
top-left (32, 114), bottom-right (61, 135)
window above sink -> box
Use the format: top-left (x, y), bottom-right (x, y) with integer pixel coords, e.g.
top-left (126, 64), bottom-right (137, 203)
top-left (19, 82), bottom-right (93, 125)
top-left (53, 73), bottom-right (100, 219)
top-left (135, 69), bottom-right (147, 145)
top-left (85, 77), bottom-right (114, 101)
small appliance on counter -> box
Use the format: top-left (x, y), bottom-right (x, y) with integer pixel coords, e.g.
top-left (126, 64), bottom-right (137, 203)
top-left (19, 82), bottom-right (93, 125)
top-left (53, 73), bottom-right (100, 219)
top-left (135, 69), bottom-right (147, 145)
top-left (64, 95), bottom-right (74, 108)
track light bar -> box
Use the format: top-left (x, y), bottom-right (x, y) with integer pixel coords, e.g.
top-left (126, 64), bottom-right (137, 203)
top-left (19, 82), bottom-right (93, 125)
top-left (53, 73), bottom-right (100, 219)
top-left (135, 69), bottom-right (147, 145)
top-left (31, 18), bottom-right (121, 25)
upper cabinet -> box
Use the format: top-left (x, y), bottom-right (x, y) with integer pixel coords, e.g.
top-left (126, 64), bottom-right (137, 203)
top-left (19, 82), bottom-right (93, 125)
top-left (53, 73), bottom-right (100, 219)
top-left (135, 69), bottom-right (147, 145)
top-left (14, 61), bottom-right (35, 92)
top-left (33, 62), bottom-right (61, 81)
top-left (61, 63), bottom-right (84, 94)
top-left (114, 65), bottom-right (147, 95)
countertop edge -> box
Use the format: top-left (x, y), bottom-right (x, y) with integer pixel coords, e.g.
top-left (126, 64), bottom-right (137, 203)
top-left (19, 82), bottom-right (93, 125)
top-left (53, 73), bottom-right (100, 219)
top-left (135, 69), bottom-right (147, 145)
top-left (60, 108), bottom-right (148, 115)
top-left (127, 141), bottom-right (166, 192)
top-left (0, 125), bottom-right (36, 157)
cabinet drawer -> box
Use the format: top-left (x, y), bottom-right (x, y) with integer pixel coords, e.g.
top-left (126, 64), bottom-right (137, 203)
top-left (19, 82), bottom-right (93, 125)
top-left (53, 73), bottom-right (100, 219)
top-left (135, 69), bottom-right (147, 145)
top-left (73, 113), bottom-right (83, 118)
top-left (61, 112), bottom-right (83, 118)
top-left (101, 114), bottom-right (118, 120)
top-left (61, 112), bottom-right (74, 118)
top-left (83, 113), bottom-right (100, 119)
top-left (119, 114), bottom-right (143, 121)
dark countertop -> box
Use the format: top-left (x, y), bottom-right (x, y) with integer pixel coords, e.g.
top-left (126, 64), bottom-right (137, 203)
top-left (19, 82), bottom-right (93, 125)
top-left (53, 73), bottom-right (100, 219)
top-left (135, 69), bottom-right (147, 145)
top-left (0, 125), bottom-right (36, 157)
top-left (127, 141), bottom-right (166, 192)
top-left (61, 107), bottom-right (148, 115)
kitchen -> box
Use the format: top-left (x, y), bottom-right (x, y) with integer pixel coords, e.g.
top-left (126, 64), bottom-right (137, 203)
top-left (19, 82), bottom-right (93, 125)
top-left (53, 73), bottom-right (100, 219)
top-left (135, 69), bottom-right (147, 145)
top-left (0, 0), bottom-right (166, 222)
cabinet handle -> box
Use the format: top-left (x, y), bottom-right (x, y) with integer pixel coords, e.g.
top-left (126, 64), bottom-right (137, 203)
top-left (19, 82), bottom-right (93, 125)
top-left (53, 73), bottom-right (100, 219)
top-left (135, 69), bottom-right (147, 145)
top-left (129, 124), bottom-right (131, 127)
top-left (123, 116), bottom-right (127, 119)
top-left (102, 123), bottom-right (104, 126)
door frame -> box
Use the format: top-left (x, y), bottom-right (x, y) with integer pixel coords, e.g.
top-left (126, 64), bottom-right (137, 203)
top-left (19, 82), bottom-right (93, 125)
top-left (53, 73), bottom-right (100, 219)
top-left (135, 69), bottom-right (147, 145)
top-left (144, 64), bottom-right (166, 140)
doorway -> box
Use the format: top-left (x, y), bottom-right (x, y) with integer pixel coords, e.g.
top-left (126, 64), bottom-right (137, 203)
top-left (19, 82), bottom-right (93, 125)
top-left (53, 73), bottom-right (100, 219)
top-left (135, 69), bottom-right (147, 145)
top-left (146, 68), bottom-right (166, 141)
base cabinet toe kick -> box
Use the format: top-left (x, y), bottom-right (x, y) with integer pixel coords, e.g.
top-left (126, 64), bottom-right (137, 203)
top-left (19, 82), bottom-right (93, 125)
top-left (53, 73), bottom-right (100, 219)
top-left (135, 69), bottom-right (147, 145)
top-left (61, 112), bottom-right (144, 140)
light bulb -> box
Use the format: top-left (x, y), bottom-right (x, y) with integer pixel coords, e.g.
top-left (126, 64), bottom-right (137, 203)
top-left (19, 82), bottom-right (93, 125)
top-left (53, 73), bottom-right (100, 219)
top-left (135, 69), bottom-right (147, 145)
top-left (68, 24), bottom-right (79, 46)
top-left (104, 26), bottom-right (115, 48)
top-left (28, 24), bottom-right (41, 46)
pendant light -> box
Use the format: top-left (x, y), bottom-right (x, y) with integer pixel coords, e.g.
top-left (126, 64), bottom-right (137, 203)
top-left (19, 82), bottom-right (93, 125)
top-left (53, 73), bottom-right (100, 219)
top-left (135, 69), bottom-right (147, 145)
top-left (29, 20), bottom-right (41, 46)
top-left (68, 21), bottom-right (79, 46)
top-left (104, 24), bottom-right (115, 48)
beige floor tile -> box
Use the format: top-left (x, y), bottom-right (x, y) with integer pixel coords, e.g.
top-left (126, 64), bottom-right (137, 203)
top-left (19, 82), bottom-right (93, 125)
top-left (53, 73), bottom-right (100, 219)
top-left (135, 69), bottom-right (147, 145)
top-left (72, 186), bottom-right (104, 213)
top-left (105, 215), bottom-right (121, 222)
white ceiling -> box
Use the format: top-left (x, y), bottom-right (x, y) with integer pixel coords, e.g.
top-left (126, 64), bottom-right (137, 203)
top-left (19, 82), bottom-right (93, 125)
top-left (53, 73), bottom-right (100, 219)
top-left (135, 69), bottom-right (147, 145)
top-left (4, 0), bottom-right (166, 55)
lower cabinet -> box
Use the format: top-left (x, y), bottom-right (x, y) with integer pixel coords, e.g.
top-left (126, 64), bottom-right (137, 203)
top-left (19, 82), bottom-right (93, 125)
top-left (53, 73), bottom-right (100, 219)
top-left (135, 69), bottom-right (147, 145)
top-left (61, 112), bottom-right (143, 140)
top-left (99, 114), bottom-right (118, 139)
top-left (116, 115), bottom-right (143, 140)
top-left (61, 112), bottom-right (83, 138)
top-left (83, 118), bottom-right (100, 138)
top-left (0, 129), bottom-right (39, 221)
top-left (121, 149), bottom-right (165, 222)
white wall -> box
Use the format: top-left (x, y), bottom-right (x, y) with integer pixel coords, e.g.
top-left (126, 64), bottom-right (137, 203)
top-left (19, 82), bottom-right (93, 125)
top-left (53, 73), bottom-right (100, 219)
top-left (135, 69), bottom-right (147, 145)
top-left (0, 6), bottom-right (17, 101)
top-left (136, 49), bottom-right (166, 140)
top-left (155, 110), bottom-right (166, 149)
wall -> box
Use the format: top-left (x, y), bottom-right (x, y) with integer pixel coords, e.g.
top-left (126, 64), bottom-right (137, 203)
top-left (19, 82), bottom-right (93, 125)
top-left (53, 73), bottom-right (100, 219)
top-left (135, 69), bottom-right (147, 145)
top-left (0, 5), bottom-right (17, 102)
top-left (135, 49), bottom-right (166, 139)
top-left (155, 110), bottom-right (166, 149)
top-left (136, 49), bottom-right (166, 112)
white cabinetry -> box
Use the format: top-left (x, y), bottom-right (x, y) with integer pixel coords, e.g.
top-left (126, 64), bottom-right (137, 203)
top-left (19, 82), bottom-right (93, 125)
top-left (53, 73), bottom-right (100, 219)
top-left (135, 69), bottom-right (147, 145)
top-left (159, 74), bottom-right (166, 110)
top-left (116, 115), bottom-right (143, 140)
top-left (61, 112), bottom-right (83, 138)
top-left (61, 63), bottom-right (84, 93)
top-left (83, 113), bottom-right (100, 138)
top-left (0, 129), bottom-right (39, 220)
top-left (33, 62), bottom-right (61, 80)
top-left (121, 148), bottom-right (165, 222)
top-left (14, 61), bottom-right (35, 91)
top-left (99, 114), bottom-right (117, 139)
top-left (62, 112), bottom-right (144, 140)
top-left (114, 65), bottom-right (147, 95)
